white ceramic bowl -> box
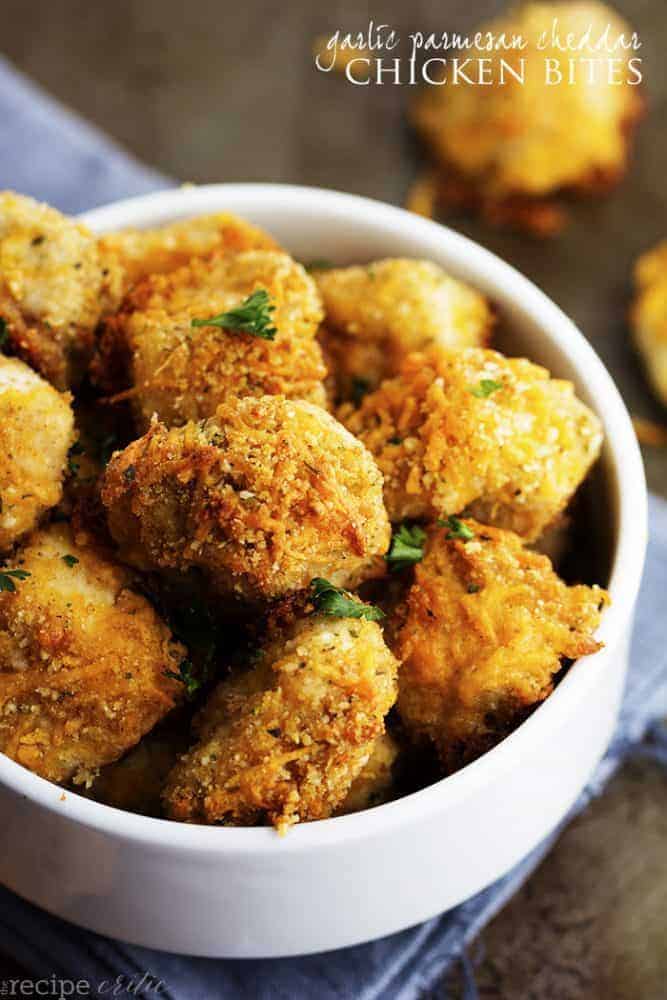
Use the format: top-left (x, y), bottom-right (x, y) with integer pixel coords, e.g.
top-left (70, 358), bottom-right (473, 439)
top-left (0, 185), bottom-right (647, 958)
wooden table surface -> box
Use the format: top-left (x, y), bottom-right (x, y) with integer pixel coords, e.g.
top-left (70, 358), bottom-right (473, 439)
top-left (1, 1), bottom-right (666, 996)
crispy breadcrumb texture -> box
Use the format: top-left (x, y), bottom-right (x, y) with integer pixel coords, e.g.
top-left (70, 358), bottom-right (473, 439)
top-left (411, 2), bottom-right (644, 233)
top-left (0, 191), bottom-right (122, 388)
top-left (316, 259), bottom-right (492, 400)
top-left (0, 357), bottom-right (74, 551)
top-left (631, 240), bottom-right (667, 406)
top-left (101, 396), bottom-right (391, 601)
top-left (0, 524), bottom-right (185, 785)
top-left (95, 250), bottom-right (327, 425)
top-left (163, 607), bottom-right (398, 831)
top-left (337, 731), bottom-right (400, 814)
top-left (97, 211), bottom-right (279, 298)
top-left (341, 347), bottom-right (602, 541)
top-left (394, 520), bottom-right (608, 770)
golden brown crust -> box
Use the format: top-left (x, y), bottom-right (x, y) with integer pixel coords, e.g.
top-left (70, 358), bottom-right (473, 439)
top-left (163, 609), bottom-right (398, 831)
top-left (631, 240), bottom-right (667, 406)
top-left (94, 250), bottom-right (327, 425)
top-left (101, 396), bottom-right (391, 601)
top-left (0, 357), bottom-right (74, 551)
top-left (411, 2), bottom-right (644, 234)
top-left (336, 731), bottom-right (400, 814)
top-left (394, 519), bottom-right (608, 770)
top-left (341, 347), bottom-right (602, 541)
top-left (0, 524), bottom-right (185, 784)
top-left (0, 191), bottom-right (122, 388)
top-left (315, 259), bottom-right (493, 400)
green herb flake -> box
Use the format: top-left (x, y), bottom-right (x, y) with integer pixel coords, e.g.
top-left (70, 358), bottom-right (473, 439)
top-left (385, 522), bottom-right (427, 572)
top-left (470, 379), bottom-right (503, 399)
top-left (165, 658), bottom-right (202, 698)
top-left (438, 515), bottom-right (475, 542)
top-left (62, 555), bottom-right (79, 568)
top-left (303, 259), bottom-right (333, 272)
top-left (466, 583), bottom-right (481, 594)
top-left (351, 377), bottom-right (371, 407)
top-left (310, 578), bottom-right (385, 622)
top-left (123, 464), bottom-right (136, 484)
top-left (0, 318), bottom-right (8, 349)
top-left (191, 288), bottom-right (277, 340)
top-left (0, 569), bottom-right (31, 593)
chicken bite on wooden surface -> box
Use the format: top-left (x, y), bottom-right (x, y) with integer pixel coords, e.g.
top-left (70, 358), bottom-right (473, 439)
top-left (0, 356), bottom-right (74, 552)
top-left (94, 250), bottom-right (326, 425)
top-left (97, 211), bottom-right (279, 297)
top-left (101, 395), bottom-right (391, 601)
top-left (393, 519), bottom-right (607, 771)
top-left (0, 191), bottom-right (122, 388)
top-left (163, 599), bottom-right (398, 831)
top-left (412, 2), bottom-right (643, 234)
top-left (631, 240), bottom-right (667, 407)
top-left (0, 524), bottom-right (185, 785)
top-left (315, 259), bottom-right (493, 401)
top-left (342, 347), bottom-right (602, 541)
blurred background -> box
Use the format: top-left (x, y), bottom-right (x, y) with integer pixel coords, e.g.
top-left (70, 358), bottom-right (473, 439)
top-left (1, 1), bottom-right (667, 997)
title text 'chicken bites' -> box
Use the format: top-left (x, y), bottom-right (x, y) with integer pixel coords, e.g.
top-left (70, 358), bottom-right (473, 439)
top-left (342, 347), bottom-right (602, 541)
top-left (631, 240), bottom-right (667, 407)
top-left (394, 520), bottom-right (607, 770)
top-left (0, 192), bottom-right (122, 388)
top-left (315, 258), bottom-right (493, 401)
top-left (96, 250), bottom-right (326, 428)
top-left (0, 524), bottom-right (185, 785)
top-left (0, 357), bottom-right (74, 551)
top-left (412, 2), bottom-right (643, 233)
top-left (163, 605), bottom-right (398, 832)
top-left (101, 395), bottom-right (391, 601)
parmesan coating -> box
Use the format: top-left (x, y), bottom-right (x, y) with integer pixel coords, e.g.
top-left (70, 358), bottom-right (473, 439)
top-left (163, 609), bottom-right (398, 831)
top-left (394, 520), bottom-right (608, 770)
top-left (0, 524), bottom-right (185, 785)
top-left (0, 191), bottom-right (122, 388)
top-left (631, 240), bottom-right (667, 406)
top-left (101, 396), bottom-right (391, 601)
top-left (0, 357), bottom-right (74, 551)
top-left (96, 250), bottom-right (327, 427)
top-left (316, 259), bottom-right (493, 399)
top-left (337, 731), bottom-right (400, 814)
top-left (97, 211), bottom-right (279, 296)
top-left (341, 348), bottom-right (602, 541)
top-left (412, 3), bottom-right (643, 232)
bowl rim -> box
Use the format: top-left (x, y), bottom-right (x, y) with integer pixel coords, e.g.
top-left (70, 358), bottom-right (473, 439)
top-left (0, 182), bottom-right (647, 853)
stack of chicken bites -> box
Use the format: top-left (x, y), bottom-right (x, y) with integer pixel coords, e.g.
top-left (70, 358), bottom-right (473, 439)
top-left (0, 191), bottom-right (608, 833)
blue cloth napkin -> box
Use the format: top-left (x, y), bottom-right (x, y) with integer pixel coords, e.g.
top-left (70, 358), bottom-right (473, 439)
top-left (0, 55), bottom-right (666, 1000)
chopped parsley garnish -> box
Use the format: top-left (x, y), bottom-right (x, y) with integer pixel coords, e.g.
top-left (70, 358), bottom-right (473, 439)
top-left (165, 658), bottom-right (202, 698)
top-left (191, 288), bottom-right (277, 340)
top-left (62, 555), bottom-right (79, 568)
top-left (0, 569), bottom-right (31, 593)
top-left (351, 377), bottom-right (371, 406)
top-left (438, 515), bottom-right (475, 541)
top-left (388, 436), bottom-right (403, 446)
top-left (467, 583), bottom-right (481, 594)
top-left (310, 578), bottom-right (385, 622)
top-left (67, 441), bottom-right (85, 475)
top-left (123, 464), bottom-right (136, 484)
top-left (385, 522), bottom-right (427, 572)
top-left (470, 379), bottom-right (503, 399)
top-left (0, 318), bottom-right (8, 348)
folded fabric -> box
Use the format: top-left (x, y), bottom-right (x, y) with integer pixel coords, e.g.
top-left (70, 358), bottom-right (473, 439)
top-left (0, 54), bottom-right (665, 1000)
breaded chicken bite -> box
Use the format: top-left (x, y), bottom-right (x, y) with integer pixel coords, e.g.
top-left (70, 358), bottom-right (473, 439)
top-left (315, 259), bottom-right (493, 401)
top-left (412, 2), bottom-right (643, 234)
top-left (337, 731), bottom-right (400, 814)
top-left (0, 192), bottom-right (122, 388)
top-left (0, 357), bottom-right (74, 551)
top-left (0, 524), bottom-right (185, 785)
top-left (97, 211), bottom-right (279, 298)
top-left (394, 520), bottom-right (607, 770)
top-left (101, 396), bottom-right (391, 601)
top-left (631, 240), bottom-right (667, 406)
top-left (163, 601), bottom-right (398, 831)
top-left (94, 250), bottom-right (326, 425)
top-left (342, 347), bottom-right (602, 541)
